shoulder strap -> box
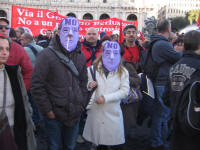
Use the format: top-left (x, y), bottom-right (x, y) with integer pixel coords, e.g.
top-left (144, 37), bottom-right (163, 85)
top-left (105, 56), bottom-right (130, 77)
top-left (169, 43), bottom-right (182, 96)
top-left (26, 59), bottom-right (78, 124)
top-left (89, 65), bottom-right (97, 93)
top-left (144, 39), bottom-right (160, 66)
top-left (126, 46), bottom-right (134, 60)
top-left (3, 70), bottom-right (7, 112)
top-left (48, 46), bottom-right (79, 78)
top-left (183, 67), bottom-right (200, 90)
top-left (86, 47), bottom-right (98, 63)
top-left (89, 65), bottom-right (96, 81)
top-left (25, 44), bottom-right (38, 56)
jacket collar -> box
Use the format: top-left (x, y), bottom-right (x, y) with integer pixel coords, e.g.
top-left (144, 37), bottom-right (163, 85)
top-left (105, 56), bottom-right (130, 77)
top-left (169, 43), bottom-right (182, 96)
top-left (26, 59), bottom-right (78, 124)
top-left (82, 39), bottom-right (101, 49)
top-left (49, 35), bottom-right (82, 55)
top-left (183, 50), bottom-right (200, 59)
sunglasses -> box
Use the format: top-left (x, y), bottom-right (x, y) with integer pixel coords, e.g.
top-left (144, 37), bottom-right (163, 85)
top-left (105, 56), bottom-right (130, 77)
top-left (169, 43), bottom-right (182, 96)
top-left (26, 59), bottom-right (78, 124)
top-left (0, 25), bottom-right (10, 30)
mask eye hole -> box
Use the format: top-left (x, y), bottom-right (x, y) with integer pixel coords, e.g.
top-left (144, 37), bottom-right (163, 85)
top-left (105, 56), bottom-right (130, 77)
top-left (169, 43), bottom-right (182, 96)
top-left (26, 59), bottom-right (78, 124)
top-left (104, 50), bottom-right (111, 56)
top-left (63, 27), bottom-right (69, 32)
top-left (73, 27), bottom-right (78, 32)
top-left (113, 50), bottom-right (119, 55)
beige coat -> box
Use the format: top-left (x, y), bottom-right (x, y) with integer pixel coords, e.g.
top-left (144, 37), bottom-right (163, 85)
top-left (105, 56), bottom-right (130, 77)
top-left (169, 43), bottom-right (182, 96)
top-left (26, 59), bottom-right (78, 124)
top-left (83, 65), bottom-right (129, 146)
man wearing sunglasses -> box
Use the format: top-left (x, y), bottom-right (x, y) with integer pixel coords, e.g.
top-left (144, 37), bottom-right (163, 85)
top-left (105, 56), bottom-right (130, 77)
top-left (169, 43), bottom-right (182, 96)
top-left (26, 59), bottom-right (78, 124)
top-left (0, 24), bottom-right (10, 30)
top-left (0, 17), bottom-right (33, 91)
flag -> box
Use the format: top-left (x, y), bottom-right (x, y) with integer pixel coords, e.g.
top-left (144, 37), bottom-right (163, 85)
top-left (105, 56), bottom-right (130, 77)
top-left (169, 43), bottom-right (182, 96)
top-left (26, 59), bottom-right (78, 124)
top-left (119, 19), bottom-right (124, 43)
top-left (137, 31), bottom-right (145, 42)
top-left (55, 8), bottom-right (58, 14)
top-left (197, 11), bottom-right (200, 27)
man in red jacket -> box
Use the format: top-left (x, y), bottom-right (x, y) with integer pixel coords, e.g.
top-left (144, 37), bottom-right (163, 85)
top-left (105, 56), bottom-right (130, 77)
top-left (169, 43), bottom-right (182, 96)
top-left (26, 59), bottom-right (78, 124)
top-left (121, 25), bottom-right (144, 71)
top-left (81, 27), bottom-right (102, 67)
top-left (0, 17), bottom-right (33, 91)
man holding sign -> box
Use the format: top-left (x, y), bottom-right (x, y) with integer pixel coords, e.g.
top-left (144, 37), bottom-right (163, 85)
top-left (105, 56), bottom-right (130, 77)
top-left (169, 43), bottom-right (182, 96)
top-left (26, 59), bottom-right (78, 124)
top-left (31, 17), bottom-right (88, 150)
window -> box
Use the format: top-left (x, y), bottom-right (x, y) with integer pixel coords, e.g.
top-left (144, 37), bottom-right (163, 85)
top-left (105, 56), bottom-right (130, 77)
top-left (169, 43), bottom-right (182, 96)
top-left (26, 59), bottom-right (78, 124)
top-left (0, 10), bottom-right (7, 18)
top-left (99, 14), bottom-right (110, 20)
top-left (83, 13), bottom-right (93, 20)
top-left (66, 13), bottom-right (76, 18)
top-left (127, 14), bottom-right (137, 21)
top-left (103, 0), bottom-right (107, 3)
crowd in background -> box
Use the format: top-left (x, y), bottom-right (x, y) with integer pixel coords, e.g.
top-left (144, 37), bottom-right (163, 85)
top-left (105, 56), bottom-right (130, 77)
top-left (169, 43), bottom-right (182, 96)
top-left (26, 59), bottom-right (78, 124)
top-left (0, 15), bottom-right (200, 150)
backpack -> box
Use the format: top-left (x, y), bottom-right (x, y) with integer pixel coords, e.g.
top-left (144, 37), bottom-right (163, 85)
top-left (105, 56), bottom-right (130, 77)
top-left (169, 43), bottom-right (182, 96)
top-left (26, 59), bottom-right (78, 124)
top-left (25, 44), bottom-right (39, 57)
top-left (172, 69), bottom-right (200, 136)
top-left (139, 39), bottom-right (167, 82)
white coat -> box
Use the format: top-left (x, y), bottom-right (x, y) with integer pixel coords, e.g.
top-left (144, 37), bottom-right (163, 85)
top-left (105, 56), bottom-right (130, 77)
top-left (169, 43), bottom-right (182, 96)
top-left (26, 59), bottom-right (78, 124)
top-left (83, 65), bottom-right (130, 146)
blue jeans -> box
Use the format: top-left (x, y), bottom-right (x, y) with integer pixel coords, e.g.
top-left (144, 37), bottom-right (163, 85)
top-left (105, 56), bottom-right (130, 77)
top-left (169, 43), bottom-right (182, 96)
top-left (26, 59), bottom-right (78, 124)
top-left (28, 92), bottom-right (41, 124)
top-left (44, 116), bottom-right (80, 150)
top-left (151, 85), bottom-right (171, 148)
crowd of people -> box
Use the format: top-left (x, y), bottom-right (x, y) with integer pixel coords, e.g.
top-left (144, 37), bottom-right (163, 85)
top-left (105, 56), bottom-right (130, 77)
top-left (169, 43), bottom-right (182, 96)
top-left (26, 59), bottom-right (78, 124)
top-left (0, 15), bottom-right (200, 150)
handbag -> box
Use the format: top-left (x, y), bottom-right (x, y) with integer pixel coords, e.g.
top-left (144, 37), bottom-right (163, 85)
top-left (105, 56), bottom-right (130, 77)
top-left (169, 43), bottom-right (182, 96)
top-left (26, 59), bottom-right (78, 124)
top-left (121, 87), bottom-right (142, 104)
top-left (86, 66), bottom-right (97, 110)
top-left (0, 70), bottom-right (17, 150)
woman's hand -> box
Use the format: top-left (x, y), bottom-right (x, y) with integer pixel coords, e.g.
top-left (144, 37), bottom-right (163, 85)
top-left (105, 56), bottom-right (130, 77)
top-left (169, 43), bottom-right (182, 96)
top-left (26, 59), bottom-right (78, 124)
top-left (89, 81), bottom-right (98, 89)
top-left (96, 96), bottom-right (105, 104)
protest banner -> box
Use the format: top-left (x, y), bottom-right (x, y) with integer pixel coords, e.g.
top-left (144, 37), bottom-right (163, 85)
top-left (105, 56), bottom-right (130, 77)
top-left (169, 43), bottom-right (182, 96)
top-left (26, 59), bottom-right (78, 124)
top-left (11, 5), bottom-right (138, 42)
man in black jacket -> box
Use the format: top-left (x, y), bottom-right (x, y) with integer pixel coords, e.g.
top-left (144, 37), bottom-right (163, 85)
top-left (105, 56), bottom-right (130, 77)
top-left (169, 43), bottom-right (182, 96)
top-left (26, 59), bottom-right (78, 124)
top-left (150, 19), bottom-right (182, 150)
top-left (31, 17), bottom-right (88, 150)
top-left (170, 30), bottom-right (200, 150)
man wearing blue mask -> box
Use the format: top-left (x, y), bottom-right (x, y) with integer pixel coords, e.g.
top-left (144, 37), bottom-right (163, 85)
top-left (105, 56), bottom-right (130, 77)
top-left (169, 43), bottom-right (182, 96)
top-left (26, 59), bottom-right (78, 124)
top-left (31, 17), bottom-right (88, 150)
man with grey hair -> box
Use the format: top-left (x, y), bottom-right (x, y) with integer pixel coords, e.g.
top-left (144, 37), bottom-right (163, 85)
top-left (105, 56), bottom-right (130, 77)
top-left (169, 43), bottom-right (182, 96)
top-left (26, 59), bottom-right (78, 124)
top-left (20, 32), bottom-right (44, 138)
top-left (149, 19), bottom-right (182, 150)
top-left (20, 33), bottom-right (43, 66)
top-left (15, 26), bottom-right (25, 44)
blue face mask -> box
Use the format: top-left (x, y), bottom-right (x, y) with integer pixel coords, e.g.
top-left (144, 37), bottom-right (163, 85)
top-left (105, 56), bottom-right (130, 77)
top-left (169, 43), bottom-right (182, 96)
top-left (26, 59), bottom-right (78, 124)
top-left (59, 17), bottom-right (80, 52)
top-left (102, 41), bottom-right (121, 72)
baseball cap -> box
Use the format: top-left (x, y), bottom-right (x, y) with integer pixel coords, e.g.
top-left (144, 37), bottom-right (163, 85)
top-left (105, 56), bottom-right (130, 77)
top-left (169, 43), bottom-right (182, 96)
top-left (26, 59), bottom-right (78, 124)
top-left (0, 17), bottom-right (9, 24)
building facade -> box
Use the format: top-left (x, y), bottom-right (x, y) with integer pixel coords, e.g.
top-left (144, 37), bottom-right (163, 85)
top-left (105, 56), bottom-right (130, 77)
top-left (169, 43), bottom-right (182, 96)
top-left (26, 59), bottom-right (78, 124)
top-left (0, 0), bottom-right (155, 31)
top-left (158, 0), bottom-right (200, 19)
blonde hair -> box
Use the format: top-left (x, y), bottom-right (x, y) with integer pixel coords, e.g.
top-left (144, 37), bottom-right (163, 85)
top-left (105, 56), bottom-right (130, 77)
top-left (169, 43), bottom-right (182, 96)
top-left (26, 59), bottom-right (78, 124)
top-left (93, 53), bottom-right (125, 79)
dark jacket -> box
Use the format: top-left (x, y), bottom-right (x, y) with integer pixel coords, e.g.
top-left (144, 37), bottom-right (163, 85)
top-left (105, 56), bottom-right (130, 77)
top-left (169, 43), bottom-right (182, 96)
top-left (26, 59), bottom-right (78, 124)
top-left (123, 60), bottom-right (141, 88)
top-left (81, 39), bottom-right (102, 67)
top-left (5, 65), bottom-right (36, 150)
top-left (31, 35), bottom-right (88, 127)
top-left (150, 34), bottom-right (182, 84)
top-left (170, 51), bottom-right (200, 150)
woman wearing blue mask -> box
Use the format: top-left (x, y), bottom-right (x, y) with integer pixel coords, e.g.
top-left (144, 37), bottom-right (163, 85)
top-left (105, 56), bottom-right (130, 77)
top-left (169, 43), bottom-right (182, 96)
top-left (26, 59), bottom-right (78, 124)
top-left (83, 41), bottom-right (130, 150)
